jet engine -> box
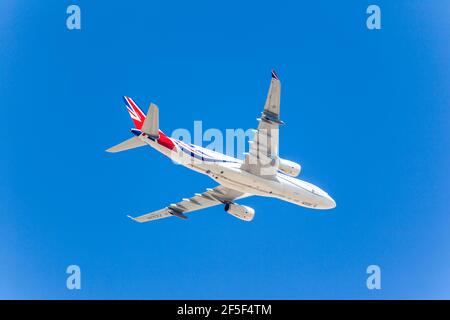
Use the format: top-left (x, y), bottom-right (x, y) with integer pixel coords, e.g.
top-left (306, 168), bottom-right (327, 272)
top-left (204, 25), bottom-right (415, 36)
top-left (278, 158), bottom-right (301, 177)
top-left (224, 203), bottom-right (255, 221)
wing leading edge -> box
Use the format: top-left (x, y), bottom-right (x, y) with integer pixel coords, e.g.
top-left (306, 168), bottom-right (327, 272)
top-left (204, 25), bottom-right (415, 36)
top-left (128, 186), bottom-right (249, 222)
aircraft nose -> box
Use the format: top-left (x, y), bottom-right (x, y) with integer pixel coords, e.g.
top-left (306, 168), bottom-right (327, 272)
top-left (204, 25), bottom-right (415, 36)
top-left (319, 194), bottom-right (336, 209)
top-left (327, 196), bottom-right (336, 209)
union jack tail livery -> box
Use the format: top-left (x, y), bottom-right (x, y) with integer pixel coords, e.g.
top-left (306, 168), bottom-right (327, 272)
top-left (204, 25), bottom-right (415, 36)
top-left (107, 96), bottom-right (175, 153)
top-left (123, 96), bottom-right (146, 129)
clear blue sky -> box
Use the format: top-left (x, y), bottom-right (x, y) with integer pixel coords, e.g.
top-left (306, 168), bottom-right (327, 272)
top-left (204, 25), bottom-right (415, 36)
top-left (0, 0), bottom-right (449, 299)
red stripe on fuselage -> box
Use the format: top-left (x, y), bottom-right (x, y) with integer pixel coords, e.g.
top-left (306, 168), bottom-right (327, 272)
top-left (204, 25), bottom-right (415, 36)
top-left (156, 130), bottom-right (175, 150)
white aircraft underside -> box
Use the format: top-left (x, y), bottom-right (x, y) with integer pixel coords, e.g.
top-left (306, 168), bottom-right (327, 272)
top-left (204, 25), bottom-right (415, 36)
top-left (107, 70), bottom-right (336, 222)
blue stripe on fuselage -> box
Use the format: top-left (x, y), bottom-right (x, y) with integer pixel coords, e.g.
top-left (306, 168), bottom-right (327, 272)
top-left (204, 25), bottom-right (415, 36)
top-left (174, 141), bottom-right (238, 163)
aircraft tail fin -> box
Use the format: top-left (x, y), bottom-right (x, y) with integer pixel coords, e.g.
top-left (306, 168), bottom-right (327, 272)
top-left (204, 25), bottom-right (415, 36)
top-left (123, 96), bottom-right (146, 129)
top-left (107, 97), bottom-right (172, 153)
top-left (123, 96), bottom-right (160, 138)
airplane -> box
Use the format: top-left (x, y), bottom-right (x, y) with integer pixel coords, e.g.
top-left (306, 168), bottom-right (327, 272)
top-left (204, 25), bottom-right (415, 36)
top-left (107, 70), bottom-right (336, 222)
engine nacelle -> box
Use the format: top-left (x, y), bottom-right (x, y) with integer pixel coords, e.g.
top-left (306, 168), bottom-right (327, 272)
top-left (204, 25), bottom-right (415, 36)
top-left (224, 203), bottom-right (255, 221)
top-left (278, 158), bottom-right (301, 177)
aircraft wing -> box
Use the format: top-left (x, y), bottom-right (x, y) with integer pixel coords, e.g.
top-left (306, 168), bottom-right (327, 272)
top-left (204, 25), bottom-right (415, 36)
top-left (129, 185), bottom-right (249, 222)
top-left (241, 70), bottom-right (283, 177)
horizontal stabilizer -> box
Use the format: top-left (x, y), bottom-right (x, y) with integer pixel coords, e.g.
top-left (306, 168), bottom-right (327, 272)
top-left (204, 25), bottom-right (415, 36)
top-left (106, 136), bottom-right (146, 153)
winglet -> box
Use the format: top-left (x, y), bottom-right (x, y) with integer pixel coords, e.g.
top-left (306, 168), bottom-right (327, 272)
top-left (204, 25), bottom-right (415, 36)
top-left (127, 215), bottom-right (139, 222)
top-left (271, 69), bottom-right (279, 80)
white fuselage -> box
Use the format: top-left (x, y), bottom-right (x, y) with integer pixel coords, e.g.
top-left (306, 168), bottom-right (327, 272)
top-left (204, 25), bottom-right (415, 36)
top-left (140, 134), bottom-right (336, 210)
